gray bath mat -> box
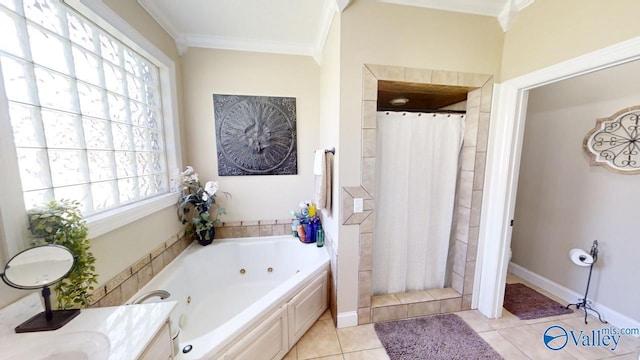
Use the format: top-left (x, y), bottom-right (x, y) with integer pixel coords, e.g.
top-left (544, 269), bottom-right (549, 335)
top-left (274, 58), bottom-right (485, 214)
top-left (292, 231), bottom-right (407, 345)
top-left (503, 283), bottom-right (573, 320)
top-left (374, 314), bottom-right (503, 360)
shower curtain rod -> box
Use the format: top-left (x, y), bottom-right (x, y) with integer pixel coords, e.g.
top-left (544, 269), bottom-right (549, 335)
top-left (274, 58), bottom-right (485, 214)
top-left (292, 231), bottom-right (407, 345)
top-left (377, 108), bottom-right (466, 114)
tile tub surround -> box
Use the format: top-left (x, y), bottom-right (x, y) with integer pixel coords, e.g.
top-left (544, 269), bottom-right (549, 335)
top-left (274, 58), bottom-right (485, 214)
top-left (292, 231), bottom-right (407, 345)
top-left (89, 218), bottom-right (298, 308)
top-left (347, 64), bottom-right (494, 325)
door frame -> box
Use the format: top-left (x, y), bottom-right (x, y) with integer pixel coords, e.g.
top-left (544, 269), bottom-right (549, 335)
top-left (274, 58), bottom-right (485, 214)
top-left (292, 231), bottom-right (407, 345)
top-left (474, 36), bottom-right (640, 318)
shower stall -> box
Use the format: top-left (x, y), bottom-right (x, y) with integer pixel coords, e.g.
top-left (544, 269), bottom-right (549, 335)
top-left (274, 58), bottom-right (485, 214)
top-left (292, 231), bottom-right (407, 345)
top-left (372, 111), bottom-right (465, 295)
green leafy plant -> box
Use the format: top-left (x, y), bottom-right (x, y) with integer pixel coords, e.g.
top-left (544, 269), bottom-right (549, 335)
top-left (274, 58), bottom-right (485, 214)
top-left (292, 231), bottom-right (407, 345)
top-left (27, 199), bottom-right (98, 309)
top-left (177, 166), bottom-right (230, 243)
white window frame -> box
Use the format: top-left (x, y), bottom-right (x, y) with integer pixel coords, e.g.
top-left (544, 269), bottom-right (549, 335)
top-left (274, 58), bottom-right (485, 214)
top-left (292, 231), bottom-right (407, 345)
top-left (0, 0), bottom-right (182, 261)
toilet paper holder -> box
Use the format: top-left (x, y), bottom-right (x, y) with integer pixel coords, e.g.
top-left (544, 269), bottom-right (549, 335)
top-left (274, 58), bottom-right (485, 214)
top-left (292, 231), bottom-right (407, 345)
top-left (565, 240), bottom-right (607, 324)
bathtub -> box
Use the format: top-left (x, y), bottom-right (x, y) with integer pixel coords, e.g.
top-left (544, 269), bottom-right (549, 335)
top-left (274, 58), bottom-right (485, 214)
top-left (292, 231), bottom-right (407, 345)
top-left (129, 235), bottom-right (330, 360)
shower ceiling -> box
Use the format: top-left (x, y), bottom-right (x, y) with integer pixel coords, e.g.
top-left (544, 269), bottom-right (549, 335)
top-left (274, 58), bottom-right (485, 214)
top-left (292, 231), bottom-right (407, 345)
top-left (378, 81), bottom-right (475, 111)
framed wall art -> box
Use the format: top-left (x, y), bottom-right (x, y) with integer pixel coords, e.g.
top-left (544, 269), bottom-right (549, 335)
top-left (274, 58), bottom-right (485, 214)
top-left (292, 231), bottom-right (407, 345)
top-left (213, 94), bottom-right (297, 176)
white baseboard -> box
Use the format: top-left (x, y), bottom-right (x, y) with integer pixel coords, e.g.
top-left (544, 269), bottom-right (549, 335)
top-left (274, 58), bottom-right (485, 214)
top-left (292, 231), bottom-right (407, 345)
top-left (336, 311), bottom-right (358, 328)
top-left (509, 262), bottom-right (640, 334)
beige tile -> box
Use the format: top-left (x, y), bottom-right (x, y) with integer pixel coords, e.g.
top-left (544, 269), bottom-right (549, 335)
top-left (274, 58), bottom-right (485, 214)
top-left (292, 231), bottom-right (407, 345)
top-left (458, 72), bottom-right (491, 88)
top-left (485, 309), bottom-right (524, 330)
top-left (473, 152), bottom-right (486, 190)
top-left (276, 218), bottom-right (293, 225)
top-left (223, 221), bottom-right (242, 227)
top-left (462, 295), bottom-right (472, 311)
top-left (456, 310), bottom-right (494, 332)
top-left (216, 226), bottom-right (233, 239)
top-left (451, 272), bottom-right (464, 294)
top-left (463, 107), bottom-right (480, 147)
top-left (135, 264), bottom-right (153, 288)
top-left (88, 285), bottom-right (107, 306)
top-left (308, 355), bottom-right (344, 360)
top-left (358, 308), bottom-right (372, 325)
top-left (337, 324), bottom-right (382, 353)
top-left (151, 254), bottom-right (164, 276)
top-left (361, 158), bottom-right (376, 197)
top-left (441, 297), bottom-right (462, 313)
top-left (407, 300), bottom-right (441, 318)
top-left (452, 240), bottom-right (468, 275)
top-left (120, 274), bottom-right (139, 302)
top-left (463, 262), bottom-right (476, 295)
top-left (273, 224), bottom-right (288, 236)
top-left (559, 317), bottom-right (640, 356)
top-left (362, 68), bottom-right (378, 101)
top-left (480, 82), bottom-right (493, 112)
top-left (131, 254), bottom-right (151, 273)
top-left (150, 243), bottom-right (166, 259)
top-left (242, 220), bottom-right (259, 226)
top-left (529, 320), bottom-right (613, 359)
top-left (372, 304), bottom-right (407, 323)
top-left (243, 225), bottom-right (260, 237)
top-left (283, 345), bottom-right (297, 360)
top-left (467, 228), bottom-right (479, 260)
top-left (457, 171), bottom-right (474, 209)
top-left (366, 64), bottom-right (405, 81)
top-left (460, 146), bottom-right (476, 172)
top-left (362, 101), bottom-right (377, 129)
top-left (259, 224), bottom-right (273, 236)
top-left (362, 129), bottom-right (376, 158)
top-left (499, 324), bottom-right (578, 359)
top-left (432, 70), bottom-right (457, 86)
top-left (360, 213), bottom-right (374, 234)
top-left (426, 287), bottom-right (460, 300)
top-left (98, 286), bottom-right (123, 307)
top-left (470, 191), bottom-right (483, 227)
top-left (320, 309), bottom-right (332, 320)
top-left (106, 267), bottom-right (133, 293)
top-left (359, 233), bottom-right (373, 271)
top-left (478, 330), bottom-right (528, 360)
top-left (477, 112), bottom-right (491, 152)
top-left (297, 319), bottom-right (342, 359)
top-left (371, 295), bottom-right (399, 307)
top-left (466, 88), bottom-right (481, 109)
top-left (359, 271), bottom-right (372, 308)
top-left (454, 206), bottom-right (471, 242)
top-left (395, 291), bottom-right (434, 304)
top-left (342, 348), bottom-right (389, 360)
top-left (405, 67), bottom-right (432, 84)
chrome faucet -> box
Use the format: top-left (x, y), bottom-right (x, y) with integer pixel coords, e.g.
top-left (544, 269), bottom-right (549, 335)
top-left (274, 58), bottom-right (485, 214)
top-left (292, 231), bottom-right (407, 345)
top-left (128, 289), bottom-right (171, 304)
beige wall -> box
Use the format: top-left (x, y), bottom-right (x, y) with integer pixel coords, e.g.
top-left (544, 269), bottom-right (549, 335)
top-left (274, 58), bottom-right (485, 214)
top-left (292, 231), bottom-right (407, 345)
top-left (180, 48), bottom-right (321, 222)
top-left (501, 0), bottom-right (640, 80)
top-left (336, 1), bottom-right (504, 317)
top-left (319, 14), bottom-right (341, 244)
top-left (512, 60), bottom-right (640, 321)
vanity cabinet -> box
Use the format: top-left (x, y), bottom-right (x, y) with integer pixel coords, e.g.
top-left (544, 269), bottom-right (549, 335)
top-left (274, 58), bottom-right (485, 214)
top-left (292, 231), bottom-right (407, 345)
top-left (139, 320), bottom-right (172, 360)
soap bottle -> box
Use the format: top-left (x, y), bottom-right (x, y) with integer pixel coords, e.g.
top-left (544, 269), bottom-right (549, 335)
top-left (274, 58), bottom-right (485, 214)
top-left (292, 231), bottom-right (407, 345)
top-left (316, 225), bottom-right (324, 247)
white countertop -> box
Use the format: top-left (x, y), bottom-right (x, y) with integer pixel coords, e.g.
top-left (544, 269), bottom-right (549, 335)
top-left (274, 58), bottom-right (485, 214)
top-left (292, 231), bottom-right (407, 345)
top-left (0, 293), bottom-right (176, 360)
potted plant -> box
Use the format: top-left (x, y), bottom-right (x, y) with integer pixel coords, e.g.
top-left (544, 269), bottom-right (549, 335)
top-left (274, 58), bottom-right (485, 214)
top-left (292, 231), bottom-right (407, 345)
top-left (177, 166), bottom-right (229, 245)
top-left (27, 199), bottom-right (98, 309)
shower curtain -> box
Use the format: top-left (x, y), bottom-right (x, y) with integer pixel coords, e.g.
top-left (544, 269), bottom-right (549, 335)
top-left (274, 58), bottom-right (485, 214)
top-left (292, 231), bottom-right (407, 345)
top-left (373, 111), bottom-right (464, 294)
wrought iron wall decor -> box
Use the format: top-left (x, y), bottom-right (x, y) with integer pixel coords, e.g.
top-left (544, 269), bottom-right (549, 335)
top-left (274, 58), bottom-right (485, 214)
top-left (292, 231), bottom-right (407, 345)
top-left (213, 94), bottom-right (297, 176)
top-left (584, 106), bottom-right (640, 174)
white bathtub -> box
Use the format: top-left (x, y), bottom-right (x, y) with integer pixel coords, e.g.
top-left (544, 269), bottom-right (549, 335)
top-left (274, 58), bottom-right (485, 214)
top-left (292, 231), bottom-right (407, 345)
top-left (130, 235), bottom-right (330, 360)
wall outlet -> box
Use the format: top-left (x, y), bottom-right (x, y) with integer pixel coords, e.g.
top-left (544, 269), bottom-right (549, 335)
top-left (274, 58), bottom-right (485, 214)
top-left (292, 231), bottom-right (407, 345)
top-left (353, 198), bottom-right (364, 213)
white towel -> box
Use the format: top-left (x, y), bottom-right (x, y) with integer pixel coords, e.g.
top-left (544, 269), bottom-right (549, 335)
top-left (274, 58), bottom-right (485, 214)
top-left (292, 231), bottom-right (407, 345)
top-left (314, 151), bottom-right (333, 212)
top-left (313, 149), bottom-right (324, 175)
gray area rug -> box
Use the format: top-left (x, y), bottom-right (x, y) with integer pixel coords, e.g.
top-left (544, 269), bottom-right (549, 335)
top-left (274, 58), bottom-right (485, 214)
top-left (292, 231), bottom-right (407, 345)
top-left (374, 314), bottom-right (503, 360)
top-left (503, 283), bottom-right (573, 320)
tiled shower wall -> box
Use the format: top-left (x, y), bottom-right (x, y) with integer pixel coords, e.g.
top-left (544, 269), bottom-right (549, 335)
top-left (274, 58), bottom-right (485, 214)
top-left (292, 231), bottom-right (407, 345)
top-left (341, 64), bottom-right (494, 325)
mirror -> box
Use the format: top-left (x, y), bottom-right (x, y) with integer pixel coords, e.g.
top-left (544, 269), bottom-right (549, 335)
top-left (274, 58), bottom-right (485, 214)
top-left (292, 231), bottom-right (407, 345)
top-left (2, 245), bottom-right (75, 289)
top-left (1, 245), bottom-right (80, 333)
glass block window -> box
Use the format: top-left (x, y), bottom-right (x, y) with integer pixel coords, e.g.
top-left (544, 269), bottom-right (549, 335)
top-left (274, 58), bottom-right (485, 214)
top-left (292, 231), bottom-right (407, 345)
top-left (0, 0), bottom-right (168, 216)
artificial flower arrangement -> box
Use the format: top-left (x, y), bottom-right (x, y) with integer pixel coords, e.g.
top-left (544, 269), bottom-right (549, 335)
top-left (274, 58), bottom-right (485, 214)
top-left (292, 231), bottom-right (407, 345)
top-left (177, 166), bottom-right (230, 245)
top-left (291, 201), bottom-right (324, 246)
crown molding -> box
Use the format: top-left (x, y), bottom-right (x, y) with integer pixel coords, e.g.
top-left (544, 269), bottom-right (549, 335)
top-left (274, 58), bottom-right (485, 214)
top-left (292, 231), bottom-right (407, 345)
top-left (498, 0), bottom-right (535, 32)
top-left (313, 0), bottom-right (339, 64)
top-left (379, 0), bottom-right (500, 16)
top-left (336, 0), bottom-right (351, 12)
top-left (183, 33), bottom-right (315, 58)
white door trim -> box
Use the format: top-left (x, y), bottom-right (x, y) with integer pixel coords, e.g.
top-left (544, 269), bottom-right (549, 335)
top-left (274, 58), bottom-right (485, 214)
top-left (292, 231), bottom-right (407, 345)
top-left (475, 35), bottom-right (640, 318)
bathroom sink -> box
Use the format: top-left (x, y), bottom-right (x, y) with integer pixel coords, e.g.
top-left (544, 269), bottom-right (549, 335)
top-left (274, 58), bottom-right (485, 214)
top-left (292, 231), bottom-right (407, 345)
top-left (0, 331), bottom-right (110, 360)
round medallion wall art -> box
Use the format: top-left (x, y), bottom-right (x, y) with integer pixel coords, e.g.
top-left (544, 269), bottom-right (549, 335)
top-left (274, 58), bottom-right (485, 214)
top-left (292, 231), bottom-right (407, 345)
top-left (213, 94), bottom-right (297, 176)
top-left (583, 106), bottom-right (640, 174)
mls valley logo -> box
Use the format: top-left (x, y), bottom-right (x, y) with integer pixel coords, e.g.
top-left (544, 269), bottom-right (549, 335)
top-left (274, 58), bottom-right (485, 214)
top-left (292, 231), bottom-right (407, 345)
top-left (543, 325), bottom-right (622, 351)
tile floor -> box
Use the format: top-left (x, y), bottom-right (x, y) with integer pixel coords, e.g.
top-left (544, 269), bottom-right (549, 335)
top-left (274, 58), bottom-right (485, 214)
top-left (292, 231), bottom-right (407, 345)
top-left (285, 274), bottom-right (640, 360)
